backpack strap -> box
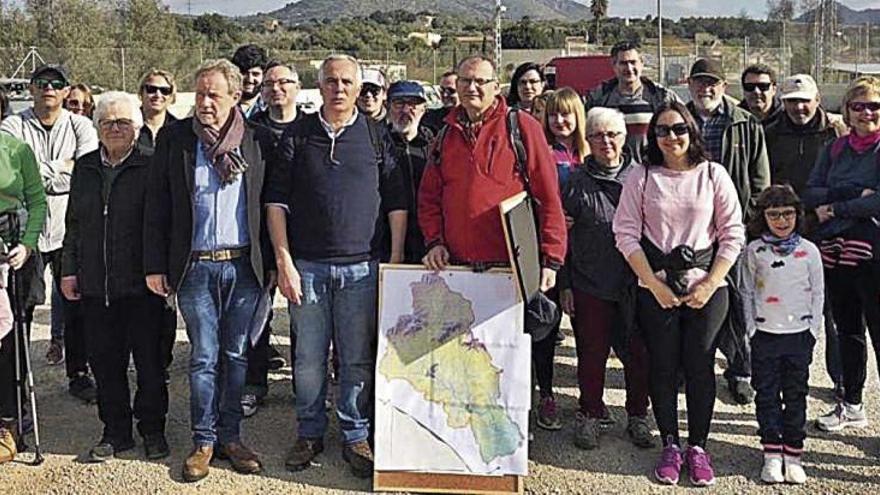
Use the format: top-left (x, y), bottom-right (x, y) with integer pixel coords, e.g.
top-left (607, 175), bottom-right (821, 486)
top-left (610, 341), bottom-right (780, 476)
top-left (507, 108), bottom-right (531, 198)
top-left (429, 123), bottom-right (449, 168)
top-left (364, 117), bottom-right (385, 168)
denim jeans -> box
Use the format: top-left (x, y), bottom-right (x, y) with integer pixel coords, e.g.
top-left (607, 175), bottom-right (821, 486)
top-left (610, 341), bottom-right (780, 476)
top-left (290, 259), bottom-right (378, 445)
top-left (177, 257), bottom-right (261, 446)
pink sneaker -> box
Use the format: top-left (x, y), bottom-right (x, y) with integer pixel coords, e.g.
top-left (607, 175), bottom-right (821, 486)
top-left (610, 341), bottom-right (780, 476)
top-left (686, 445), bottom-right (716, 486)
top-left (654, 442), bottom-right (683, 485)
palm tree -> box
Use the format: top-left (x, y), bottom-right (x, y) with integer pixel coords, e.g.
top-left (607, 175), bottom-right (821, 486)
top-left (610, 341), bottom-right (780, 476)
top-left (590, 0), bottom-right (609, 46)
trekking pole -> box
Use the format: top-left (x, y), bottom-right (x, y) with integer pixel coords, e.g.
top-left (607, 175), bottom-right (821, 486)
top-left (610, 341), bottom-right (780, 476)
top-left (7, 239), bottom-right (43, 466)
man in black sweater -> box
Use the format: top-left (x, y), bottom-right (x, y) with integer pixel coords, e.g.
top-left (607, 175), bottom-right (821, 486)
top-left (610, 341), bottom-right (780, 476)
top-left (265, 54), bottom-right (407, 478)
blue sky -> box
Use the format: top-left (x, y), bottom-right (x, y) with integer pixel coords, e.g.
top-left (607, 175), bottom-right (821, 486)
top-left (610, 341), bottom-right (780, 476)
top-left (162, 0), bottom-right (878, 19)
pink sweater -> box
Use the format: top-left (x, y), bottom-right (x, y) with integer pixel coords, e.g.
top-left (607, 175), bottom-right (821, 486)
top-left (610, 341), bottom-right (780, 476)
top-left (613, 162), bottom-right (745, 289)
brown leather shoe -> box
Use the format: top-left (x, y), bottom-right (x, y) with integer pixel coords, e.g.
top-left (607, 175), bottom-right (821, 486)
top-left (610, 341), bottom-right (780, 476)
top-left (0, 422), bottom-right (17, 464)
top-left (285, 437), bottom-right (324, 472)
top-left (342, 440), bottom-right (374, 478)
top-left (217, 442), bottom-right (262, 475)
top-left (182, 444), bottom-right (213, 482)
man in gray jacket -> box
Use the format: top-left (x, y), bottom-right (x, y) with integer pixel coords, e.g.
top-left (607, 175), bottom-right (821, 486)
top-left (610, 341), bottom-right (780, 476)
top-left (0, 64), bottom-right (98, 402)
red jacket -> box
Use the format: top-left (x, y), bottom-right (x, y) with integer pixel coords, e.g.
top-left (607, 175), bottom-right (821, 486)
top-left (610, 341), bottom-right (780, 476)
top-left (418, 97), bottom-right (567, 267)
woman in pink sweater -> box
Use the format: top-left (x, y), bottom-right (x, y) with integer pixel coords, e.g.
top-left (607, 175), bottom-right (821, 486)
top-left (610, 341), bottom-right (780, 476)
top-left (613, 101), bottom-right (745, 487)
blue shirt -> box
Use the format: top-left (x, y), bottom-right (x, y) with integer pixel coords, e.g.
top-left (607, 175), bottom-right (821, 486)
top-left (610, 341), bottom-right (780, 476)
top-left (191, 141), bottom-right (249, 251)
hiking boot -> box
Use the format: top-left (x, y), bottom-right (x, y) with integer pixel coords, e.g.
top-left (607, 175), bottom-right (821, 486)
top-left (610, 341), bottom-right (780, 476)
top-left (241, 393), bottom-right (260, 418)
top-left (626, 415), bottom-right (655, 448)
top-left (573, 411), bottom-right (599, 450)
top-left (654, 441), bottom-right (683, 485)
top-left (86, 436), bottom-right (134, 463)
top-left (46, 338), bottom-right (64, 365)
top-left (727, 378), bottom-right (755, 405)
top-left (760, 453), bottom-right (784, 484)
top-left (0, 421), bottom-right (16, 464)
top-left (536, 396), bottom-right (561, 431)
top-left (783, 454), bottom-right (807, 484)
top-left (342, 440), bottom-right (374, 478)
top-left (69, 374), bottom-right (97, 404)
top-left (685, 445), bottom-right (716, 486)
top-left (285, 437), bottom-right (324, 472)
top-left (216, 442), bottom-right (262, 475)
top-left (816, 402), bottom-right (868, 432)
top-left (182, 444), bottom-right (213, 482)
top-left (143, 433), bottom-right (170, 460)
top-left (268, 345), bottom-right (287, 370)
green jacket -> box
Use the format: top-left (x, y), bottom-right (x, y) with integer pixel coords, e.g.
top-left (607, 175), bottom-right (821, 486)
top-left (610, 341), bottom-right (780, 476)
top-left (0, 133), bottom-right (47, 248)
top-left (688, 96), bottom-right (770, 221)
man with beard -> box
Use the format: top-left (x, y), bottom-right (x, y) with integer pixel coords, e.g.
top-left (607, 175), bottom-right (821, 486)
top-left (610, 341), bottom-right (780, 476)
top-left (231, 44), bottom-right (268, 118)
top-left (739, 64), bottom-right (783, 128)
top-left (686, 58), bottom-right (770, 405)
top-left (385, 80), bottom-right (434, 262)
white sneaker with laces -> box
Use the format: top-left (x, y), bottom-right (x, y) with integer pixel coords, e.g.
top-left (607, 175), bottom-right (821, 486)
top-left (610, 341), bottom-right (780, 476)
top-left (784, 454), bottom-right (807, 484)
top-left (241, 394), bottom-right (259, 418)
top-left (816, 402), bottom-right (868, 432)
top-left (760, 453), bottom-right (784, 484)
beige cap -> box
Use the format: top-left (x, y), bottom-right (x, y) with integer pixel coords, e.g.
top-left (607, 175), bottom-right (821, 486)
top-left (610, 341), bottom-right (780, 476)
top-left (780, 74), bottom-right (818, 100)
top-left (362, 68), bottom-right (387, 89)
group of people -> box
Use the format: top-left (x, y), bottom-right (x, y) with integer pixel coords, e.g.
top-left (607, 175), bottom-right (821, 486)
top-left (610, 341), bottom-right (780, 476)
top-left (0, 39), bottom-right (877, 490)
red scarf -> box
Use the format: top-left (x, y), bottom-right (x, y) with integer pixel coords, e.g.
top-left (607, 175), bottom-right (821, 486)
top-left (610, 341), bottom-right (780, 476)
top-left (848, 130), bottom-right (880, 154)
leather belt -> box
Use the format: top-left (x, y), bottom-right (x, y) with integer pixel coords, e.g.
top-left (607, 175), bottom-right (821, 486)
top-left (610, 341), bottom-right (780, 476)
top-left (191, 247), bottom-right (249, 262)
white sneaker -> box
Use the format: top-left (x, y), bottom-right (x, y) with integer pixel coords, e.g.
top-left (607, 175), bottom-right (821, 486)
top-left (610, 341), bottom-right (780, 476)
top-left (760, 453), bottom-right (784, 484)
top-left (784, 454), bottom-right (807, 484)
top-left (241, 394), bottom-right (259, 418)
top-left (816, 402), bottom-right (868, 431)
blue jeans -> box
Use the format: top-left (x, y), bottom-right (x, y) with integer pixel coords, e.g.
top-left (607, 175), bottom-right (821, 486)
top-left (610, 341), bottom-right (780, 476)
top-left (290, 259), bottom-right (377, 445)
top-left (177, 257), bottom-right (261, 446)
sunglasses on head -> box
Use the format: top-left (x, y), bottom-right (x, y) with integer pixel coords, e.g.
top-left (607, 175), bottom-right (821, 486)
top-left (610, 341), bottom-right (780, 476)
top-left (848, 101), bottom-right (880, 113)
top-left (143, 84), bottom-right (173, 96)
top-left (655, 123), bottom-right (690, 138)
top-left (743, 82), bottom-right (773, 93)
top-left (33, 78), bottom-right (67, 90)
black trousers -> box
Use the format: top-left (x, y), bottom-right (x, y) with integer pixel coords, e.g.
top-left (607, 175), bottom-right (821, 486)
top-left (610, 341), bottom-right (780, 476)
top-left (82, 295), bottom-right (168, 441)
top-left (751, 330), bottom-right (814, 450)
top-left (719, 258), bottom-right (751, 381)
top-left (638, 287), bottom-right (729, 448)
top-left (41, 249), bottom-right (89, 380)
top-left (531, 286), bottom-right (559, 397)
top-left (826, 265), bottom-right (880, 405)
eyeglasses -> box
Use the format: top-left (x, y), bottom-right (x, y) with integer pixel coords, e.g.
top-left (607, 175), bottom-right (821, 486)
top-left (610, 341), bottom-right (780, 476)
top-left (743, 82), bottom-right (773, 93)
top-left (587, 131), bottom-right (623, 142)
top-left (142, 84), bottom-right (173, 96)
top-left (262, 78), bottom-right (297, 89)
top-left (655, 123), bottom-right (690, 137)
top-left (391, 97), bottom-right (424, 108)
top-left (99, 119), bottom-right (134, 131)
top-left (457, 77), bottom-right (497, 88)
top-left (764, 209), bottom-right (797, 220)
top-left (33, 78), bottom-right (67, 90)
top-left (360, 85), bottom-right (383, 98)
top-left (439, 86), bottom-right (456, 96)
top-left (848, 101), bottom-right (880, 113)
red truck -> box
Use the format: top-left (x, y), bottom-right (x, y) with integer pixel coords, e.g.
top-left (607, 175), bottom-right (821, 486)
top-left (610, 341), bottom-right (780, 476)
top-left (543, 55), bottom-right (615, 97)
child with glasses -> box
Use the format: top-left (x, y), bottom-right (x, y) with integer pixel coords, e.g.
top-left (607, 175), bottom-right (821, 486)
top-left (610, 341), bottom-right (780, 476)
top-left (742, 185), bottom-right (823, 485)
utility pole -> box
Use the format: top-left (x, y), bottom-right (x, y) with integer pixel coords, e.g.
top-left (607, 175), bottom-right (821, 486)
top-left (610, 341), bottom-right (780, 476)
top-left (657, 0), bottom-right (663, 85)
top-left (494, 0), bottom-right (505, 73)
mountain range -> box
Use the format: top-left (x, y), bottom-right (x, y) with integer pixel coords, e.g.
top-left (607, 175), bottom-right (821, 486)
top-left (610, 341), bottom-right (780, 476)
top-left (796, 1), bottom-right (880, 25)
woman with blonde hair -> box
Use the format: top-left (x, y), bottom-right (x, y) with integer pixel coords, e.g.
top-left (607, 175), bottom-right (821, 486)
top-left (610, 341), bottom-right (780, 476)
top-left (137, 69), bottom-right (177, 156)
top-left (543, 87), bottom-right (590, 188)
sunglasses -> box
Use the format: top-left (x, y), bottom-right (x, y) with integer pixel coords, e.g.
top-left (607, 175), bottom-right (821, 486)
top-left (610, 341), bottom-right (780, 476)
top-left (655, 123), bottom-right (690, 138)
top-left (99, 118), bottom-right (134, 131)
top-left (143, 84), bottom-right (173, 96)
top-left (360, 85), bottom-right (383, 97)
top-left (848, 101), bottom-right (880, 113)
top-left (764, 209), bottom-right (797, 221)
top-left (743, 82), bottom-right (773, 93)
top-left (439, 87), bottom-right (456, 96)
top-left (33, 78), bottom-right (67, 90)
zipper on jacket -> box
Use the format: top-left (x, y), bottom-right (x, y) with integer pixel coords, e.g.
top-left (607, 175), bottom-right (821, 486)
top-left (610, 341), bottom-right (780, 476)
top-left (103, 202), bottom-right (110, 307)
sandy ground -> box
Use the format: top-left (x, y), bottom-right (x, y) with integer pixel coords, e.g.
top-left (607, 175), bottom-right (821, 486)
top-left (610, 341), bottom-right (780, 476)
top-left (4, 304), bottom-right (880, 494)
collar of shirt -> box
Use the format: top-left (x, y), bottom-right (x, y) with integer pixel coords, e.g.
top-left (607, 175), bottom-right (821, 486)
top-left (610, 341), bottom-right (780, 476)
top-left (318, 107), bottom-right (360, 139)
top-left (100, 145), bottom-right (133, 168)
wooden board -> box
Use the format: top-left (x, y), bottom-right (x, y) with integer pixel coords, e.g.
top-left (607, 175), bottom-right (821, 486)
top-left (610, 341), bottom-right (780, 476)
top-left (374, 471), bottom-right (524, 494)
top-left (498, 191), bottom-right (540, 304)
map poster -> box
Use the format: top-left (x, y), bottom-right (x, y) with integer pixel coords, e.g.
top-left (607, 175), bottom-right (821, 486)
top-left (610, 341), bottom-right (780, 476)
top-left (375, 265), bottom-right (530, 477)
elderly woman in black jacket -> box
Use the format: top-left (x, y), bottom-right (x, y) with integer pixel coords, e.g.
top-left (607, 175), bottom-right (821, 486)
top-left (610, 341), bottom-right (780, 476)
top-left (559, 107), bottom-right (652, 451)
top-left (60, 91), bottom-right (169, 463)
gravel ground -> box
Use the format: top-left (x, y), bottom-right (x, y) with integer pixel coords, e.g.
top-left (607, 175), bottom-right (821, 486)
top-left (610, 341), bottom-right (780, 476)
top-left (4, 305), bottom-right (880, 494)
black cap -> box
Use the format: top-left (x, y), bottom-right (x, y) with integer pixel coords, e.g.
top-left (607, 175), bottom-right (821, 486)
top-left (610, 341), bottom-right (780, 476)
top-left (31, 64), bottom-right (70, 85)
top-left (689, 58), bottom-right (724, 81)
top-left (524, 291), bottom-right (561, 342)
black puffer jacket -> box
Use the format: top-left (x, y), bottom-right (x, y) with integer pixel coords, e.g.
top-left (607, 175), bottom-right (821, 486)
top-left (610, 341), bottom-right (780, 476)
top-left (559, 155), bottom-right (636, 301)
top-left (61, 148), bottom-right (151, 301)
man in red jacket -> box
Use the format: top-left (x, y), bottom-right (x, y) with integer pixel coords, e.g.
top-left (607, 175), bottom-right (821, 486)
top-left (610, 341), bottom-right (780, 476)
top-left (418, 55), bottom-right (566, 291)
